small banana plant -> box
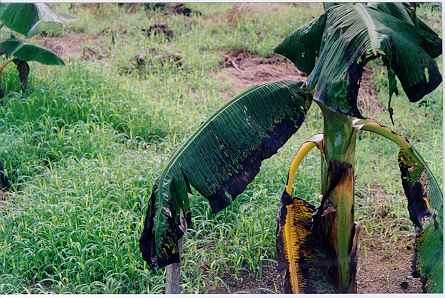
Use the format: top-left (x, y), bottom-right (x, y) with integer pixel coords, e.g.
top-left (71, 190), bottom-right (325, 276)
top-left (0, 3), bottom-right (65, 95)
top-left (140, 3), bottom-right (443, 293)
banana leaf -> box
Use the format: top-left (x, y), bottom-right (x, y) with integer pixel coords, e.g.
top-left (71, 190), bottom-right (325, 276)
top-left (275, 3), bottom-right (442, 117)
top-left (0, 3), bottom-right (65, 37)
top-left (0, 37), bottom-right (64, 65)
top-left (399, 147), bottom-right (443, 293)
top-left (140, 80), bottom-right (312, 268)
top-left (274, 14), bottom-right (326, 75)
top-left (354, 119), bottom-right (443, 293)
top-left (276, 192), bottom-right (338, 293)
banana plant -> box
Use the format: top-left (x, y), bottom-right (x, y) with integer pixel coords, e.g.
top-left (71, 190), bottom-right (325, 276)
top-left (140, 3), bottom-right (443, 293)
top-left (0, 3), bottom-right (64, 94)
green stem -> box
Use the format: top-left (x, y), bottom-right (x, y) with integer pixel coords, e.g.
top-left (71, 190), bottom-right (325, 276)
top-left (319, 107), bottom-right (357, 292)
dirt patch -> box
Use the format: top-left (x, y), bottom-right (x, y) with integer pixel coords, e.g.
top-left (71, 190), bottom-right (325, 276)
top-left (358, 233), bottom-right (422, 293)
top-left (217, 50), bottom-right (385, 119)
top-left (356, 184), bottom-right (423, 293)
top-left (217, 48), bottom-right (384, 118)
top-left (38, 33), bottom-right (104, 60)
top-left (205, 261), bottom-right (281, 294)
top-left (357, 67), bottom-right (385, 118)
top-left (216, 49), bottom-right (307, 98)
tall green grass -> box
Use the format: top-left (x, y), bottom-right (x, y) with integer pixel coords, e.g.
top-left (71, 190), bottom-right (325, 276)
top-left (0, 63), bottom-right (167, 186)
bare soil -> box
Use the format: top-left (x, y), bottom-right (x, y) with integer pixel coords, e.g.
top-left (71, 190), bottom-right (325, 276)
top-left (39, 33), bottom-right (105, 60)
top-left (216, 49), bottom-right (307, 98)
top-left (358, 233), bottom-right (422, 293)
top-left (358, 67), bottom-right (385, 118)
top-left (205, 261), bottom-right (281, 294)
top-left (217, 49), bottom-right (385, 119)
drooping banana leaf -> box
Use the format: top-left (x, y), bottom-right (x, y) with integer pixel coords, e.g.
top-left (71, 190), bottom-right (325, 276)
top-left (399, 147), bottom-right (442, 229)
top-left (275, 3), bottom-right (442, 117)
top-left (276, 140), bottom-right (360, 293)
top-left (140, 80), bottom-right (312, 268)
top-left (399, 147), bottom-right (443, 293)
top-left (276, 190), bottom-right (338, 293)
top-left (368, 3), bottom-right (442, 58)
top-left (274, 14), bottom-right (326, 75)
top-left (355, 119), bottom-right (443, 293)
top-left (0, 3), bottom-right (66, 37)
top-left (0, 37), bottom-right (64, 65)
top-left (415, 222), bottom-right (443, 293)
top-left (368, 2), bottom-right (416, 25)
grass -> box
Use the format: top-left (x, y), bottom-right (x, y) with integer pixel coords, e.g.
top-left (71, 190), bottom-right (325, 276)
top-left (0, 3), bottom-right (442, 294)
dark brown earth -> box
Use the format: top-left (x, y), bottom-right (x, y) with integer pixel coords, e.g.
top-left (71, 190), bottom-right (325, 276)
top-left (216, 49), bottom-right (307, 99)
top-left (205, 261), bottom-right (281, 294)
top-left (358, 233), bottom-right (422, 293)
top-left (217, 49), bottom-right (384, 119)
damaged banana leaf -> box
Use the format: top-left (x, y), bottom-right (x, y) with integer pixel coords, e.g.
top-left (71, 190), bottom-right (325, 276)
top-left (399, 147), bottom-right (443, 293)
top-left (355, 119), bottom-right (443, 293)
top-left (274, 14), bottom-right (326, 75)
top-left (140, 80), bottom-right (312, 268)
top-left (276, 191), bottom-right (360, 294)
top-left (276, 133), bottom-right (361, 293)
top-left (275, 2), bottom-right (442, 118)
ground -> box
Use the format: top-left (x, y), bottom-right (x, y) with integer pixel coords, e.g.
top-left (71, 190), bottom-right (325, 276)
top-left (0, 3), bottom-right (442, 294)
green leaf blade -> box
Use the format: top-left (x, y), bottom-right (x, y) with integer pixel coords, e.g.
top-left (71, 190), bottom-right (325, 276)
top-left (140, 80), bottom-right (312, 268)
top-left (274, 14), bottom-right (326, 75)
top-left (0, 37), bottom-right (64, 65)
top-left (0, 3), bottom-right (65, 37)
top-left (280, 3), bottom-right (442, 117)
top-left (0, 3), bottom-right (38, 36)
